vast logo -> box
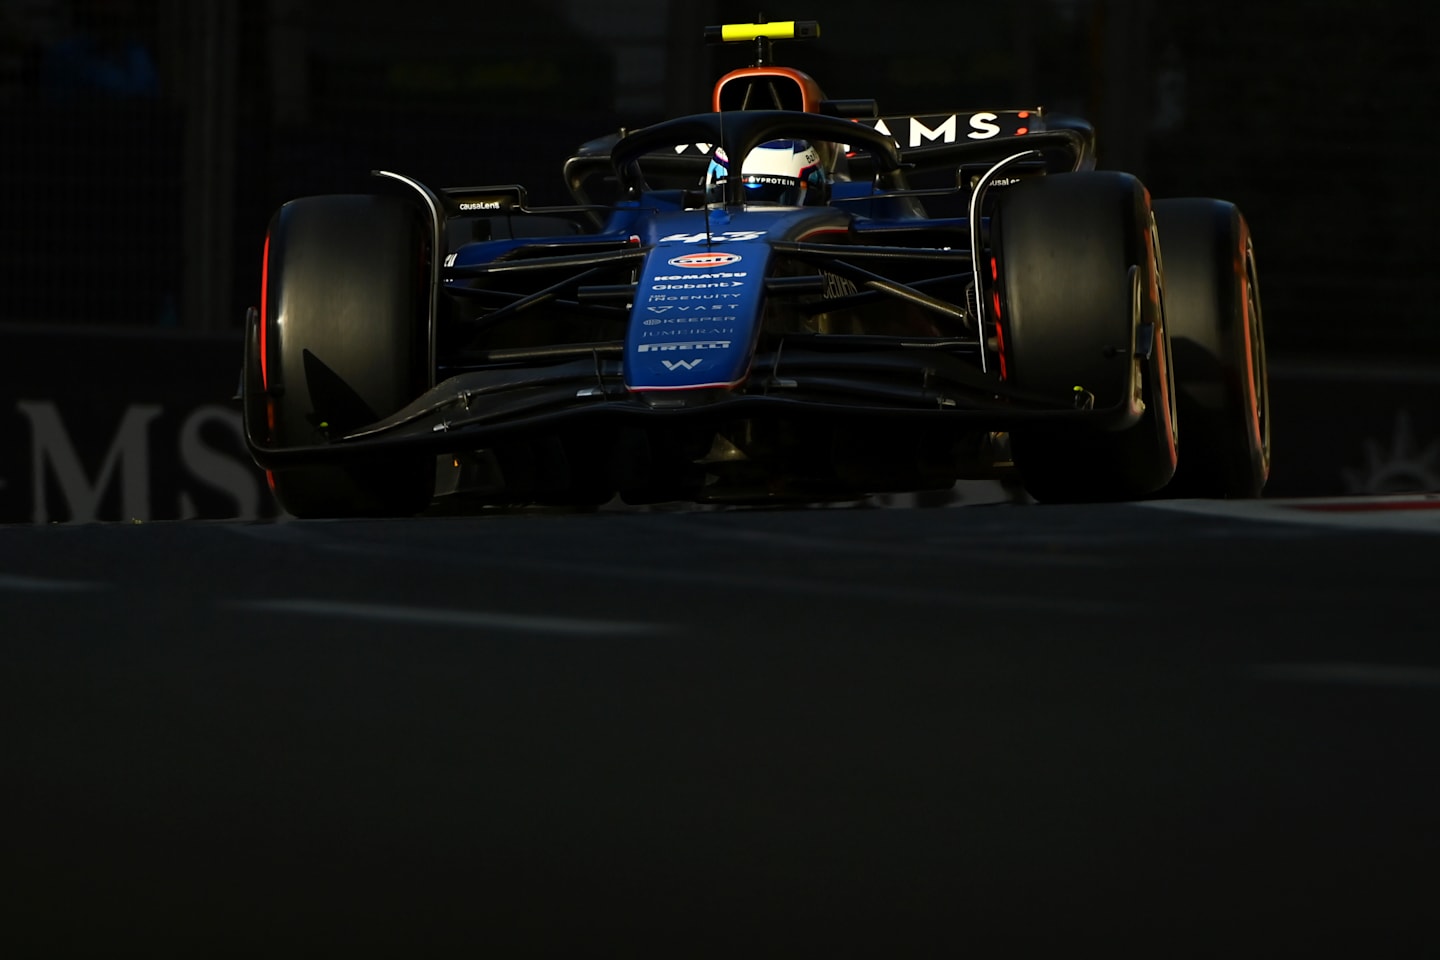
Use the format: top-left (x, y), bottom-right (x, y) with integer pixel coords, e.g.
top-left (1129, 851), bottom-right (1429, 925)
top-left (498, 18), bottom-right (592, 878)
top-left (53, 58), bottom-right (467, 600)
top-left (667, 251), bottom-right (743, 269)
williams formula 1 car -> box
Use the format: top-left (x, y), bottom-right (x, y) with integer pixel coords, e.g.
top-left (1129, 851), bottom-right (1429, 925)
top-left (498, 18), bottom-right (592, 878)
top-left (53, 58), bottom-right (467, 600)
top-left (240, 19), bottom-right (1270, 517)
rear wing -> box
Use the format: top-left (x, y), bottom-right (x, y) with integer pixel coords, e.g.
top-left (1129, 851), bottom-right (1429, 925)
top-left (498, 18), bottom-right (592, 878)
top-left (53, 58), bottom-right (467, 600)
top-left (561, 108), bottom-right (1096, 208)
top-left (647, 108), bottom-right (1093, 173)
top-left (859, 109), bottom-right (1043, 148)
top-left (846, 109), bottom-right (1096, 178)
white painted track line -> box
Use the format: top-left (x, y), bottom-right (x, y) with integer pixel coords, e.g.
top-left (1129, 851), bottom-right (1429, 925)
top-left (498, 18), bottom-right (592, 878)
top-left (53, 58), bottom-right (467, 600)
top-left (0, 573), bottom-right (108, 592)
top-left (1143, 494), bottom-right (1440, 534)
top-left (236, 598), bottom-right (669, 636)
top-left (1249, 662), bottom-right (1440, 689)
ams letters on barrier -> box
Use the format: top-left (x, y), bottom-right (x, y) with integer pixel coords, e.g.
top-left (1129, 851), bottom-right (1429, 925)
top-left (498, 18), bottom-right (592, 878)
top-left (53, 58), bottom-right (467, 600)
top-left (0, 327), bottom-right (276, 524)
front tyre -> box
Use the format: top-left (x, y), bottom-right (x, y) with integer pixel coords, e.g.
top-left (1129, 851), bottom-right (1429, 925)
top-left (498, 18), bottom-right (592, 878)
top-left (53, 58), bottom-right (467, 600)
top-left (260, 194), bottom-right (435, 518)
top-left (996, 171), bottom-right (1178, 502)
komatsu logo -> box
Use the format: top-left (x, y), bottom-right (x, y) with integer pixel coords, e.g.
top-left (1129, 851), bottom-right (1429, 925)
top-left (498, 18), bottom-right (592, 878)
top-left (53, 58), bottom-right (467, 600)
top-left (667, 251), bottom-right (743, 269)
top-left (653, 272), bottom-right (746, 282)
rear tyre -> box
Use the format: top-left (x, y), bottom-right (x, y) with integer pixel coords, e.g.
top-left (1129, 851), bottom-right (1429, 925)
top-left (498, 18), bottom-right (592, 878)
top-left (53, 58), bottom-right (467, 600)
top-left (1154, 199), bottom-right (1270, 498)
top-left (262, 194), bottom-right (435, 518)
top-left (996, 171), bottom-right (1178, 502)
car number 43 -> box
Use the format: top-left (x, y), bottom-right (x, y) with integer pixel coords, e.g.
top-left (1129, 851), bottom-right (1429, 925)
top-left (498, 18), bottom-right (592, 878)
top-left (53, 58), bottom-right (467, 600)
top-left (660, 231), bottom-right (765, 243)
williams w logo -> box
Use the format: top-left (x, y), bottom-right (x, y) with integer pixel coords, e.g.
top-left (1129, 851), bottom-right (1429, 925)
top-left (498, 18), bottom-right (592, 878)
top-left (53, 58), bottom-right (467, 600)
top-left (661, 359), bottom-right (704, 372)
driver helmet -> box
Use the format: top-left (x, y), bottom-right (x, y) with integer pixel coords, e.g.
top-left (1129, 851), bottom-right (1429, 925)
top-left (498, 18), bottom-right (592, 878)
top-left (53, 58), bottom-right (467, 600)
top-left (705, 139), bottom-right (829, 206)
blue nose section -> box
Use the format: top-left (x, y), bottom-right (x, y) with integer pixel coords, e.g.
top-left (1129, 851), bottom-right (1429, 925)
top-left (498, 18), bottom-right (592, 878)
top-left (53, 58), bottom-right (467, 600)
top-left (625, 241), bottom-right (771, 392)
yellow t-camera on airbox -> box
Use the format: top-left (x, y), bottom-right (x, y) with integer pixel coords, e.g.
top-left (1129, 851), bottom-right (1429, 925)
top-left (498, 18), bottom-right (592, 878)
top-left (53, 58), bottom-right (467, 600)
top-left (703, 21), bottom-right (821, 44)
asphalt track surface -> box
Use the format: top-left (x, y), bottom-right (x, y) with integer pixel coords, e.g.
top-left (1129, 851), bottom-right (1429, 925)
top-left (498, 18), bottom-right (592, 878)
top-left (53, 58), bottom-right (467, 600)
top-left (4, 495), bottom-right (1440, 956)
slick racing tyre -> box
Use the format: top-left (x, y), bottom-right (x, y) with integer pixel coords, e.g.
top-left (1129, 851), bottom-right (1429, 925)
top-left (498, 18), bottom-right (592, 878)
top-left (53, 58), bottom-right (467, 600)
top-left (260, 194), bottom-right (435, 518)
top-left (995, 171), bottom-right (1178, 502)
top-left (1154, 198), bottom-right (1270, 498)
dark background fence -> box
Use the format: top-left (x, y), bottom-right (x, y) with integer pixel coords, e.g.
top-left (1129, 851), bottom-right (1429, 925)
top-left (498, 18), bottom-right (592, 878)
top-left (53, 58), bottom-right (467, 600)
top-left (1, 0), bottom-right (1436, 520)
top-left (3, 0), bottom-right (1434, 350)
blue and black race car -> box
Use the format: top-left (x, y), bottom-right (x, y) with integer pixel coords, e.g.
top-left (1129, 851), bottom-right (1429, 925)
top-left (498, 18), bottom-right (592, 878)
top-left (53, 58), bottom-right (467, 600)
top-left (241, 19), bottom-right (1269, 516)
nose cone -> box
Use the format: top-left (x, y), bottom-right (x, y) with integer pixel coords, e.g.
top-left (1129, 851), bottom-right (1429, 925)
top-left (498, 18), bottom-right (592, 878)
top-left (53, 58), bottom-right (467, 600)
top-left (625, 240), bottom-right (772, 394)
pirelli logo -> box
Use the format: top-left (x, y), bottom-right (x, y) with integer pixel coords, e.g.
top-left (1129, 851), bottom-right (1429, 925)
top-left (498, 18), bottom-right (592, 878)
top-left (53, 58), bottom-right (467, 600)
top-left (637, 341), bottom-right (732, 353)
